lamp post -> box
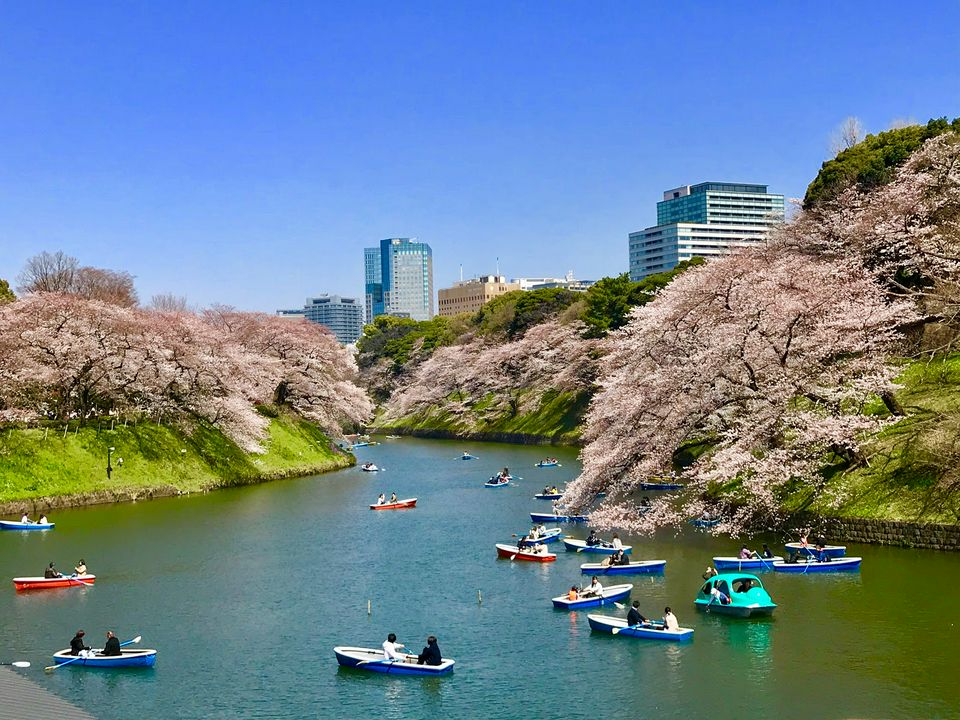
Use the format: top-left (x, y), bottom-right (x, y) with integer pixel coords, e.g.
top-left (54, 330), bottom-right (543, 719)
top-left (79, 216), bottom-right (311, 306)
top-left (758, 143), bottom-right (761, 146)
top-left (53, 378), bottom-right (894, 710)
top-left (107, 446), bottom-right (115, 480)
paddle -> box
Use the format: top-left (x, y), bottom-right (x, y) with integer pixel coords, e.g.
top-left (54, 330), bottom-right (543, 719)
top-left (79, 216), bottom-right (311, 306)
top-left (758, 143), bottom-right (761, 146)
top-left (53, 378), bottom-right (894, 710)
top-left (69, 575), bottom-right (92, 588)
top-left (45, 635), bottom-right (141, 672)
top-left (0, 661), bottom-right (30, 668)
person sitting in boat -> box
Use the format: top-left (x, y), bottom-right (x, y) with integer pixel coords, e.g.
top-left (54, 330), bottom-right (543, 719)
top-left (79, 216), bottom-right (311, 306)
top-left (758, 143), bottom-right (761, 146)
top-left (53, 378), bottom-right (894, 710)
top-left (19, 511), bottom-right (32, 524)
top-left (550, 486), bottom-right (559, 494)
top-left (390, 492), bottom-right (398, 503)
top-left (376, 493), bottom-right (386, 505)
top-left (799, 528), bottom-right (810, 547)
top-left (733, 578), bottom-right (755, 593)
top-left (702, 565), bottom-right (718, 580)
top-left (462, 452), bottom-right (472, 458)
top-left (815, 543), bottom-right (830, 562)
top-left (738, 545), bottom-right (753, 560)
top-left (44, 562), bottom-right (62, 579)
top-left (611, 533), bottom-right (623, 550)
top-left (417, 636), bottom-right (442, 666)
top-left (615, 550), bottom-right (631, 566)
top-left (663, 607), bottom-right (679, 631)
top-left (516, 535), bottom-right (529, 551)
top-left (382, 633), bottom-right (406, 661)
top-left (627, 601), bottom-right (647, 626)
top-left (567, 586), bottom-right (579, 601)
top-left (585, 530), bottom-right (602, 547)
top-left (543, 485), bottom-right (552, 495)
top-left (528, 526), bottom-right (540, 541)
top-left (583, 576), bottom-right (603, 598)
top-left (69, 630), bottom-right (90, 656)
top-left (760, 544), bottom-right (773, 559)
top-left (710, 586), bottom-right (731, 605)
top-left (74, 559), bottom-right (87, 576)
top-left (38, 514), bottom-right (48, 524)
top-left (101, 631), bottom-right (121, 657)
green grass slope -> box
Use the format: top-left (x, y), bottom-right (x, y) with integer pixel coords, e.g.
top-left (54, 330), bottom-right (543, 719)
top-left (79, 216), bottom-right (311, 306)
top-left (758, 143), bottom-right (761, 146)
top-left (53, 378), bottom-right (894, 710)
top-left (0, 411), bottom-right (351, 508)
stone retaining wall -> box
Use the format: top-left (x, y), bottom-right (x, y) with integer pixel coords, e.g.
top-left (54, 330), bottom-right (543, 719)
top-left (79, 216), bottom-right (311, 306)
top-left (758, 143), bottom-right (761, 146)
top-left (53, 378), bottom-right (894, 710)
top-left (790, 513), bottom-right (960, 551)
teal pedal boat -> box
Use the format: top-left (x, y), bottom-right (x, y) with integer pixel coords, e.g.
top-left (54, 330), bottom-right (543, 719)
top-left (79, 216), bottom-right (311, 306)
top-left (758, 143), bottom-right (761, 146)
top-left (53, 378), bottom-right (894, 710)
top-left (694, 573), bottom-right (776, 617)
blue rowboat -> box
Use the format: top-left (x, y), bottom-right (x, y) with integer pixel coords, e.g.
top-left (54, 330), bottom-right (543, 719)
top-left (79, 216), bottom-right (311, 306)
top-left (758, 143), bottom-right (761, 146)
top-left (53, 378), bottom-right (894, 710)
top-left (784, 542), bottom-right (846, 559)
top-left (536, 461), bottom-right (561, 468)
top-left (531, 512), bottom-right (589, 524)
top-left (52, 649), bottom-right (157, 668)
top-left (534, 492), bottom-right (563, 500)
top-left (587, 614), bottom-right (694, 641)
top-left (460, 454), bottom-right (478, 460)
top-left (563, 539), bottom-right (632, 555)
top-left (552, 583), bottom-right (633, 610)
top-left (639, 482), bottom-right (683, 491)
top-left (484, 478), bottom-right (510, 488)
top-left (689, 518), bottom-right (720, 528)
top-left (712, 556), bottom-right (784, 571)
top-left (334, 646), bottom-right (455, 675)
top-left (773, 557), bottom-right (862, 573)
top-left (516, 528), bottom-right (563, 544)
top-left (0, 520), bottom-right (55, 531)
top-left (351, 442), bottom-right (371, 449)
top-left (694, 573), bottom-right (776, 617)
top-left (580, 560), bottom-right (666, 575)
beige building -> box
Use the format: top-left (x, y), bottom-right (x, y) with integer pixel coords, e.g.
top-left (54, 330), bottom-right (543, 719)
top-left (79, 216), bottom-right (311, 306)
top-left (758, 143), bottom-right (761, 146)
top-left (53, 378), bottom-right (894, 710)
top-left (437, 275), bottom-right (520, 316)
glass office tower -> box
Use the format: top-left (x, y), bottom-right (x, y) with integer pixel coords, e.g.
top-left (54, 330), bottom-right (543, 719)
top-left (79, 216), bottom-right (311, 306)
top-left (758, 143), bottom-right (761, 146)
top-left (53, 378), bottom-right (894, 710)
top-left (363, 238), bottom-right (434, 322)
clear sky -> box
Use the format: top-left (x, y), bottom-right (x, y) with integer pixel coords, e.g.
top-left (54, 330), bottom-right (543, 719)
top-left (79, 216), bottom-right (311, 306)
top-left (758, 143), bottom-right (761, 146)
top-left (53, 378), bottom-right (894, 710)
top-left (1, 2), bottom-right (958, 311)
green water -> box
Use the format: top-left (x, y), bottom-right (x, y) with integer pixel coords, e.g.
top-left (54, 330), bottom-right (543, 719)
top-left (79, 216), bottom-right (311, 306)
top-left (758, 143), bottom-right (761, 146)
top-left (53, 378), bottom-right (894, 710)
top-left (1, 437), bottom-right (958, 719)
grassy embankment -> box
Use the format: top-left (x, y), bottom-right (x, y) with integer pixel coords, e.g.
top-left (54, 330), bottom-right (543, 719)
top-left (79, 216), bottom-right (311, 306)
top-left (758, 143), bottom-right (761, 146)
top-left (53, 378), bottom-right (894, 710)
top-left (0, 410), bottom-right (352, 510)
top-left (374, 389), bottom-right (591, 445)
top-left (787, 355), bottom-right (960, 524)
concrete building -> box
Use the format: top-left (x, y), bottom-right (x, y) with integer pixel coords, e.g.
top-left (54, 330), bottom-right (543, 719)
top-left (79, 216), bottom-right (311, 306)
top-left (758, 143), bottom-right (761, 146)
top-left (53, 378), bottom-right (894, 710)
top-left (437, 274), bottom-right (520, 316)
top-left (276, 295), bottom-right (365, 344)
top-left (364, 238), bottom-right (434, 321)
top-left (629, 182), bottom-right (785, 280)
top-left (512, 271), bottom-right (595, 292)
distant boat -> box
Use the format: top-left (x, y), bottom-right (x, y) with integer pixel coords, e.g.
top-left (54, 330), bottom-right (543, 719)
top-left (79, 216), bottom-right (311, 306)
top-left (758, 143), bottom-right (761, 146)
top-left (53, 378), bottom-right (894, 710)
top-left (694, 573), bottom-right (776, 617)
top-left (360, 463), bottom-right (381, 472)
top-left (384, 435), bottom-right (402, 439)
top-left (334, 646), bottom-right (454, 675)
top-left (639, 482), bottom-right (683, 491)
top-left (514, 528), bottom-right (563, 544)
top-left (552, 584), bottom-right (633, 610)
top-left (484, 477), bottom-right (510, 488)
top-left (563, 539), bottom-right (633, 555)
top-left (13, 575), bottom-right (95, 591)
top-left (460, 454), bottom-right (478, 460)
top-left (784, 542), bottom-right (846, 559)
top-left (689, 517), bottom-right (720, 528)
top-left (51, 648), bottom-right (157, 668)
top-left (0, 520), bottom-right (54, 531)
top-left (579, 560), bottom-right (666, 575)
top-left (712, 556), bottom-right (783, 571)
top-left (495, 543), bottom-right (557, 562)
top-left (536, 461), bottom-right (561, 468)
top-left (530, 512), bottom-right (589, 524)
top-left (587, 614), bottom-right (694, 641)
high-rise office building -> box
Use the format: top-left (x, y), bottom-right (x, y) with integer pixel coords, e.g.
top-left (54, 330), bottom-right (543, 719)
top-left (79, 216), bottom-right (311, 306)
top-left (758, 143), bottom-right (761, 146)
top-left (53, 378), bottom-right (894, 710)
top-left (629, 182), bottom-right (785, 280)
top-left (276, 295), bottom-right (365, 344)
top-left (363, 238), bottom-right (434, 321)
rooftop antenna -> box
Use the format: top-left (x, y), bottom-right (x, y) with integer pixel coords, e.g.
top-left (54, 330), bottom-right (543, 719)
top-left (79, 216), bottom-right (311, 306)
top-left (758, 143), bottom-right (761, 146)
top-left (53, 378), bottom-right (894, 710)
top-left (496, 257), bottom-right (500, 277)
top-left (459, 264), bottom-right (463, 282)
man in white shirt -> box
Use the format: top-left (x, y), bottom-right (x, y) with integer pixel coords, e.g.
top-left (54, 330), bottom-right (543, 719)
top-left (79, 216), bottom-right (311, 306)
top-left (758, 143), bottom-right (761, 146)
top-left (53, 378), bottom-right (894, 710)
top-left (382, 633), bottom-right (405, 661)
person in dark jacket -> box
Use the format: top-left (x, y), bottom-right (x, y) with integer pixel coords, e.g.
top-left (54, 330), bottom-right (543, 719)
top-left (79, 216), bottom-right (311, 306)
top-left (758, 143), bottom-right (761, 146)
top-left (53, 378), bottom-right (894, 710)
top-left (69, 630), bottom-right (89, 656)
top-left (417, 636), bottom-right (442, 666)
top-left (585, 530), bottom-right (601, 546)
top-left (627, 601), bottom-right (647, 626)
top-left (101, 631), bottom-right (121, 656)
top-left (44, 562), bottom-right (62, 579)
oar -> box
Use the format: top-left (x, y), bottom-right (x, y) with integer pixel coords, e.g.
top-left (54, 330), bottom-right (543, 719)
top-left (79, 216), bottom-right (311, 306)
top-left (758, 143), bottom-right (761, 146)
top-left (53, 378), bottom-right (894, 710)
top-left (69, 575), bottom-right (92, 588)
top-left (0, 661), bottom-right (30, 668)
top-left (45, 635), bottom-right (141, 672)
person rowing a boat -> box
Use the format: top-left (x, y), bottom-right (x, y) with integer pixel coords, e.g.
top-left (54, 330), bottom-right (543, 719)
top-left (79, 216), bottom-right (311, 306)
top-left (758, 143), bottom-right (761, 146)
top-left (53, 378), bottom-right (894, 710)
top-left (101, 631), bottom-right (121, 657)
top-left (627, 601), bottom-right (648, 627)
top-left (542, 485), bottom-right (551, 495)
top-left (44, 562), bottom-right (62, 579)
top-left (74, 559), bottom-right (87, 576)
top-left (376, 493), bottom-right (386, 505)
top-left (583, 576), bottom-right (603, 598)
top-left (19, 511), bottom-right (31, 524)
top-left (516, 535), bottom-right (530, 551)
top-left (585, 530), bottom-right (602, 547)
top-left (382, 633), bottom-right (407, 662)
top-left (738, 545), bottom-right (753, 560)
top-left (69, 630), bottom-right (90, 656)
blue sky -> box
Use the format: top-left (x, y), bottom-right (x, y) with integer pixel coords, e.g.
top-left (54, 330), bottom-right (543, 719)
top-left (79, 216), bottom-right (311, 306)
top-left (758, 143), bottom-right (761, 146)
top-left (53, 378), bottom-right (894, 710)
top-left (1, 2), bottom-right (958, 311)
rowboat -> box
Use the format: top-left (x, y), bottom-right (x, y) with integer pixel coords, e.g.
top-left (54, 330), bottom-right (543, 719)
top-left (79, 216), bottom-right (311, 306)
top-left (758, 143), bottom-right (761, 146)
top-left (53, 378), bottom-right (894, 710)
top-left (639, 482), bottom-right (684, 491)
top-left (334, 646), bottom-right (455, 675)
top-left (13, 575), bottom-right (95, 591)
top-left (784, 542), bottom-right (846, 559)
top-left (495, 543), bottom-right (557, 562)
top-left (530, 512), bottom-right (589, 524)
top-left (536, 461), bottom-right (561, 468)
top-left (51, 649), bottom-right (157, 668)
top-left (515, 528), bottom-right (563, 544)
top-left (694, 573), bottom-right (776, 617)
top-left (360, 464), bottom-right (381, 472)
top-left (534, 492), bottom-right (563, 500)
top-left (384, 435), bottom-right (402, 439)
top-left (552, 583), bottom-right (633, 610)
top-left (580, 560), bottom-right (666, 575)
top-left (0, 520), bottom-right (55, 531)
top-left (587, 614), bottom-right (694, 641)
top-left (563, 539), bottom-right (632, 555)
top-left (773, 557), bottom-right (862, 573)
top-left (351, 442), bottom-right (371, 449)
top-left (370, 498), bottom-right (417, 510)
top-left (712, 556), bottom-right (784, 571)
top-left (484, 478), bottom-right (510, 488)
top-left (460, 454), bottom-right (478, 460)
top-left (689, 518), bottom-right (720, 528)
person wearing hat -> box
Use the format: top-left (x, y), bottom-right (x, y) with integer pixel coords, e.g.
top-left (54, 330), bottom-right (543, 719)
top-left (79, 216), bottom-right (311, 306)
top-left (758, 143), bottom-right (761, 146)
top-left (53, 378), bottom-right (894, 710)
top-left (101, 631), bottom-right (121, 657)
top-left (70, 630), bottom-right (90, 656)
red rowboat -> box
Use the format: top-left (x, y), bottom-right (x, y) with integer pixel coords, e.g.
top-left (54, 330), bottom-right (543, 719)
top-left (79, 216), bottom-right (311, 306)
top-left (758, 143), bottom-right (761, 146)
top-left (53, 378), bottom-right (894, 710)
top-left (369, 498), bottom-right (417, 510)
top-left (13, 575), bottom-right (96, 591)
top-left (495, 544), bottom-right (557, 562)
